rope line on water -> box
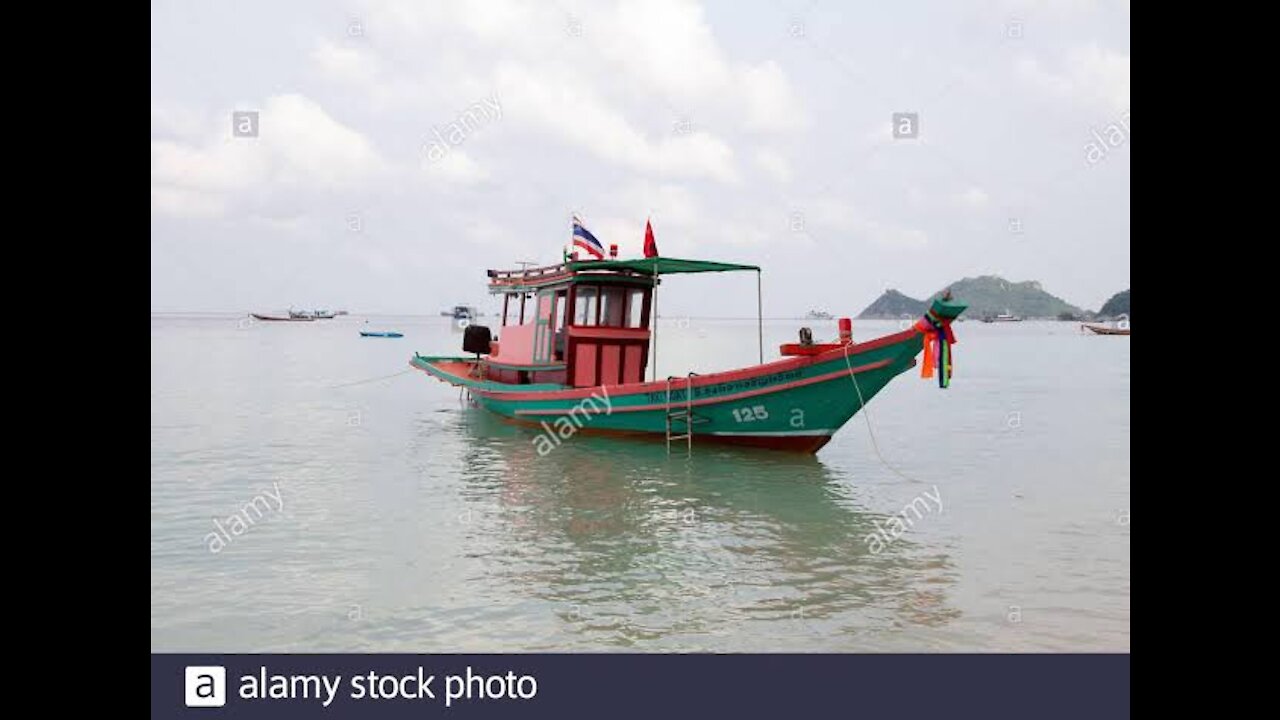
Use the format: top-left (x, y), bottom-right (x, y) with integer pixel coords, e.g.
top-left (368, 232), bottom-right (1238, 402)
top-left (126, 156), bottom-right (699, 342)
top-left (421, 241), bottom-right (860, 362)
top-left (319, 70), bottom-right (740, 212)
top-left (842, 343), bottom-right (924, 485)
top-left (329, 368), bottom-right (415, 389)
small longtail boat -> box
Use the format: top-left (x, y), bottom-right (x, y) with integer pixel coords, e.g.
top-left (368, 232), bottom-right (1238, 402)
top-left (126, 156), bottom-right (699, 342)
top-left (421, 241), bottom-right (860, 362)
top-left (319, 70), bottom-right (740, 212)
top-left (410, 257), bottom-right (966, 453)
top-left (1082, 323), bottom-right (1130, 336)
top-left (360, 330), bottom-right (404, 338)
top-left (250, 312), bottom-right (316, 322)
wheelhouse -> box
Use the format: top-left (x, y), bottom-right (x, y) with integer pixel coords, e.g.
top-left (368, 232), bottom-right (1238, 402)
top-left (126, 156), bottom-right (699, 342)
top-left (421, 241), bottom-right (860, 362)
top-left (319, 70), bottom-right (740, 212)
top-left (481, 258), bottom-right (760, 388)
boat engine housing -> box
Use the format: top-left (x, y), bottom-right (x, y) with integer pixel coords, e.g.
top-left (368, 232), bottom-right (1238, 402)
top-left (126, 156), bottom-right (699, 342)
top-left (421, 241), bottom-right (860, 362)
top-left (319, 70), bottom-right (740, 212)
top-left (463, 325), bottom-right (493, 355)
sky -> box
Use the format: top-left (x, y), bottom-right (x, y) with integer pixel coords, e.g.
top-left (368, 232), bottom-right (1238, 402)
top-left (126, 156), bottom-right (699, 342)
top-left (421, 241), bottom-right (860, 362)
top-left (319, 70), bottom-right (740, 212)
top-left (150, 0), bottom-right (1130, 316)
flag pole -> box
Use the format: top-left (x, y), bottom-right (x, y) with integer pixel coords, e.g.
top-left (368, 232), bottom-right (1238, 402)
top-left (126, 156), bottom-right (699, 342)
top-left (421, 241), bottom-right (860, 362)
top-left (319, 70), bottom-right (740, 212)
top-left (651, 260), bottom-right (659, 382)
top-left (756, 269), bottom-right (763, 364)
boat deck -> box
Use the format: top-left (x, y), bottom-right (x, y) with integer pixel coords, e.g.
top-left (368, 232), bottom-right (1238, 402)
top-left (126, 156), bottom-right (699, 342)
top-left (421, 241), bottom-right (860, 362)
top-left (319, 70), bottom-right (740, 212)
top-left (422, 358), bottom-right (569, 390)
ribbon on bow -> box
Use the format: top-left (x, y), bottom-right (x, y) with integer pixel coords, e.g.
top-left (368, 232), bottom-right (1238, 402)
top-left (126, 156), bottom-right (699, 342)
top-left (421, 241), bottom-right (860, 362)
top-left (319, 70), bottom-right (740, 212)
top-left (914, 311), bottom-right (958, 389)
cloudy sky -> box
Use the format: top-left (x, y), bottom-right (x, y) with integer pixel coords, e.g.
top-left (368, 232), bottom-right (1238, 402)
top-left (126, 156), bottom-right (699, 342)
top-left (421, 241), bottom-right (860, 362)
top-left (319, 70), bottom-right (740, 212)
top-left (151, 0), bottom-right (1130, 316)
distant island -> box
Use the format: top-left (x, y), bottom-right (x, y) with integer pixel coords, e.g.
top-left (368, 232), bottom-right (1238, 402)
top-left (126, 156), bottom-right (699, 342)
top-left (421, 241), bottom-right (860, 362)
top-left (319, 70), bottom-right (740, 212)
top-left (858, 276), bottom-right (1088, 320)
top-left (858, 289), bottom-right (927, 319)
top-left (1098, 289), bottom-right (1129, 318)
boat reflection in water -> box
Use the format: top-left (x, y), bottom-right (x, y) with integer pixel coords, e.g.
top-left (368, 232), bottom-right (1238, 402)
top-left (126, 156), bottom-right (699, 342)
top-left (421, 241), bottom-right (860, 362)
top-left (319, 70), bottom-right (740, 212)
top-left (426, 408), bottom-right (959, 651)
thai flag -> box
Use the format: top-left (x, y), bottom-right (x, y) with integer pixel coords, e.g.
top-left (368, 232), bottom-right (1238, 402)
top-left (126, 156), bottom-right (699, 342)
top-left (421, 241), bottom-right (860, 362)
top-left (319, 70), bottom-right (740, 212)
top-left (571, 216), bottom-right (605, 259)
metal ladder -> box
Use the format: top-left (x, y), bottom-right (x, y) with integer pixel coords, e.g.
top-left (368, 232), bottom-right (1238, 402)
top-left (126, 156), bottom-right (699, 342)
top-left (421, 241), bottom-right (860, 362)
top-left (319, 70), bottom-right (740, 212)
top-left (665, 373), bottom-right (698, 454)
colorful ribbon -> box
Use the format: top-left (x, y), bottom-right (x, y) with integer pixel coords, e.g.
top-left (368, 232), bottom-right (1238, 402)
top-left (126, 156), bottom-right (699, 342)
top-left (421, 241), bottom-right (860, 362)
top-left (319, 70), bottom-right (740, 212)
top-left (914, 312), bottom-right (957, 388)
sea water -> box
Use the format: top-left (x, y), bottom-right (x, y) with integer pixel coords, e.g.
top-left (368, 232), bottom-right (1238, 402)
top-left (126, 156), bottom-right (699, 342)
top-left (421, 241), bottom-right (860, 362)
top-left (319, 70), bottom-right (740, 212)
top-left (150, 315), bottom-right (1130, 651)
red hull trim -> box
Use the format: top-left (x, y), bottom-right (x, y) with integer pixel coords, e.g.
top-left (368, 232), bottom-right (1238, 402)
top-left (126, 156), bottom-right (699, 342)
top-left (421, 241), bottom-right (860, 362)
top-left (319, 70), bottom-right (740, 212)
top-left (472, 328), bottom-right (921, 402)
top-left (511, 360), bottom-right (891, 416)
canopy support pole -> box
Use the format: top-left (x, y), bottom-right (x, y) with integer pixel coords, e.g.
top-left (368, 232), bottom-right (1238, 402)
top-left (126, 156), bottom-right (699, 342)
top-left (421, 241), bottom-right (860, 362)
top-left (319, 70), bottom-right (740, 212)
top-left (756, 269), bottom-right (763, 364)
top-left (651, 265), bottom-right (659, 381)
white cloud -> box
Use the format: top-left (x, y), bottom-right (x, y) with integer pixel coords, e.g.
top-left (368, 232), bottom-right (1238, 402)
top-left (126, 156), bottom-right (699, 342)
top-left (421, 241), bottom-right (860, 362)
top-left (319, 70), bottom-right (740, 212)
top-left (753, 148), bottom-right (793, 183)
top-left (264, 94), bottom-right (382, 185)
top-left (1017, 45), bottom-right (1130, 112)
top-left (150, 94), bottom-right (383, 218)
top-left (310, 39), bottom-right (381, 86)
top-left (802, 198), bottom-right (930, 250)
top-left (312, 0), bottom-right (803, 183)
top-left (421, 149), bottom-right (489, 185)
top-left (497, 65), bottom-right (738, 183)
top-left (739, 62), bottom-right (805, 132)
top-left (150, 185), bottom-right (226, 219)
top-left (954, 186), bottom-right (989, 209)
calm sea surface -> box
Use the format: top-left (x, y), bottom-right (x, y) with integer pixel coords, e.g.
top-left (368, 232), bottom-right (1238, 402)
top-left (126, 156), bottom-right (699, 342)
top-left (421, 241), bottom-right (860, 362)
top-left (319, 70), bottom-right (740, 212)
top-left (150, 315), bottom-right (1129, 651)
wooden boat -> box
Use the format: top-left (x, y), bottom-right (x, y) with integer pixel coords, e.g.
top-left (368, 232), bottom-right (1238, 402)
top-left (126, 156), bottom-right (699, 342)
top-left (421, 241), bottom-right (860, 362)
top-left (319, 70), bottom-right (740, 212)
top-left (410, 257), bottom-right (966, 453)
top-left (1082, 323), bottom-right (1130, 336)
top-left (250, 312), bottom-right (315, 322)
top-left (441, 305), bottom-right (479, 320)
top-left (981, 310), bottom-right (1022, 323)
top-left (360, 330), bottom-right (404, 338)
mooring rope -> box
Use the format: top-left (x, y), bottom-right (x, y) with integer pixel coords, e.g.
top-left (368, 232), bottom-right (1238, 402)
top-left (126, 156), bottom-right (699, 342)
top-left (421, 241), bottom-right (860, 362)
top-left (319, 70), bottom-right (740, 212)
top-left (842, 343), bottom-right (924, 485)
top-left (328, 368), bottom-right (415, 389)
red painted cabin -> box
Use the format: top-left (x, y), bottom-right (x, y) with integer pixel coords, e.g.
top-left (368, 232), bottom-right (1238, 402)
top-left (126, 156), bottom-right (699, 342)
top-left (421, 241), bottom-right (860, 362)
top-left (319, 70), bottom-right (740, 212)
top-left (483, 262), bottom-right (656, 387)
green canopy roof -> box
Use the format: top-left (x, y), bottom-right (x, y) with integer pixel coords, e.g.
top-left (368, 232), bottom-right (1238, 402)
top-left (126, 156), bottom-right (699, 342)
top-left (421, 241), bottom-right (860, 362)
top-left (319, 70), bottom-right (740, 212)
top-left (568, 257), bottom-right (760, 275)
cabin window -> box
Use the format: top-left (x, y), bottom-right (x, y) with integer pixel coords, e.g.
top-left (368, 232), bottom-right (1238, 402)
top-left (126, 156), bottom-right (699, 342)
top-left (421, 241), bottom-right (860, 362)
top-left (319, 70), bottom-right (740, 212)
top-left (575, 286), bottom-right (598, 326)
top-left (599, 287), bottom-right (626, 327)
top-left (627, 288), bottom-right (646, 328)
top-left (553, 289), bottom-right (568, 360)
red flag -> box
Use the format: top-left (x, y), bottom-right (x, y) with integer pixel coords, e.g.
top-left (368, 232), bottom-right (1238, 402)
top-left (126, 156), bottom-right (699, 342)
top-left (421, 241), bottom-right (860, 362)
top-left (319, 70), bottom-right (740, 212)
top-left (643, 219), bottom-right (659, 258)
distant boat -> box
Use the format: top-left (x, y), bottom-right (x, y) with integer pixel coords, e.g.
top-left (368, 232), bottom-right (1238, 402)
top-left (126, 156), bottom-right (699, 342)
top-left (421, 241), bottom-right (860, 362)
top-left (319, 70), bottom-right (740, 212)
top-left (1082, 324), bottom-right (1129, 336)
top-left (289, 309), bottom-right (335, 319)
top-left (360, 330), bottom-right (404, 338)
top-left (1082, 315), bottom-right (1130, 336)
top-left (251, 312), bottom-right (315, 322)
top-left (981, 310), bottom-right (1022, 323)
top-left (441, 305), bottom-right (479, 320)
top-left (805, 310), bottom-right (834, 320)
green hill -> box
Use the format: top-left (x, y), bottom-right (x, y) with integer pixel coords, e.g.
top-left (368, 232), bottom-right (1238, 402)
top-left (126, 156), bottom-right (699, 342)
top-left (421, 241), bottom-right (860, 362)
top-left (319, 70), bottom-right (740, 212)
top-left (858, 276), bottom-right (1084, 320)
top-left (857, 289), bottom-right (927, 319)
top-left (934, 276), bottom-right (1083, 319)
top-left (1098, 289), bottom-right (1129, 318)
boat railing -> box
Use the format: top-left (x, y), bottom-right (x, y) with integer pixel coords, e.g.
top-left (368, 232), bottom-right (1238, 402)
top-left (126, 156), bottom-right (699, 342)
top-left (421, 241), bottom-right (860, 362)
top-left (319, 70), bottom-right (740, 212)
top-left (488, 263), bottom-right (569, 283)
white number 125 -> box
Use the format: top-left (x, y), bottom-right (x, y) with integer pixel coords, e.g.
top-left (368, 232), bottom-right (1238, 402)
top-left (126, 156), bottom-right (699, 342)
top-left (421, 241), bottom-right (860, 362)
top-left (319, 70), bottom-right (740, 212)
top-left (732, 405), bottom-right (769, 422)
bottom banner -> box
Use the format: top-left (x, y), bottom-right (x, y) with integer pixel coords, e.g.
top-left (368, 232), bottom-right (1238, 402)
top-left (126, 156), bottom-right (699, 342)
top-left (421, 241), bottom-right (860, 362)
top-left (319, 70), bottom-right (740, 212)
top-left (153, 654), bottom-right (1129, 719)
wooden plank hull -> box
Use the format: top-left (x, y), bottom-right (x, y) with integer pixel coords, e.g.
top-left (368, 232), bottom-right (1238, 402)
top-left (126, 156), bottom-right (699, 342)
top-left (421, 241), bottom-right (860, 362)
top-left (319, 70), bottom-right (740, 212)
top-left (411, 327), bottom-right (928, 454)
top-left (1082, 324), bottom-right (1130, 336)
top-left (250, 313), bottom-right (315, 322)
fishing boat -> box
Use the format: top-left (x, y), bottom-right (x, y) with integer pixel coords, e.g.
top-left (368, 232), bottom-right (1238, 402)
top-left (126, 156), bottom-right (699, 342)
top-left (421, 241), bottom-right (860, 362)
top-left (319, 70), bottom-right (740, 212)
top-left (1082, 324), bottom-right (1128, 335)
top-left (250, 312), bottom-right (316, 322)
top-left (360, 330), bottom-right (404, 338)
top-left (981, 310), bottom-right (1022, 323)
top-left (1082, 315), bottom-right (1130, 336)
top-left (410, 257), bottom-right (966, 453)
top-left (805, 309), bottom-right (834, 320)
top-left (441, 305), bottom-right (479, 320)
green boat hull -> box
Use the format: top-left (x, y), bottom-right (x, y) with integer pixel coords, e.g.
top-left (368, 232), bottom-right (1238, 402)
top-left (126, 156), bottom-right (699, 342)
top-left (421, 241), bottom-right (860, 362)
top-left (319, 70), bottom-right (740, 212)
top-left (412, 294), bottom-right (965, 452)
top-left (411, 330), bottom-right (927, 453)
